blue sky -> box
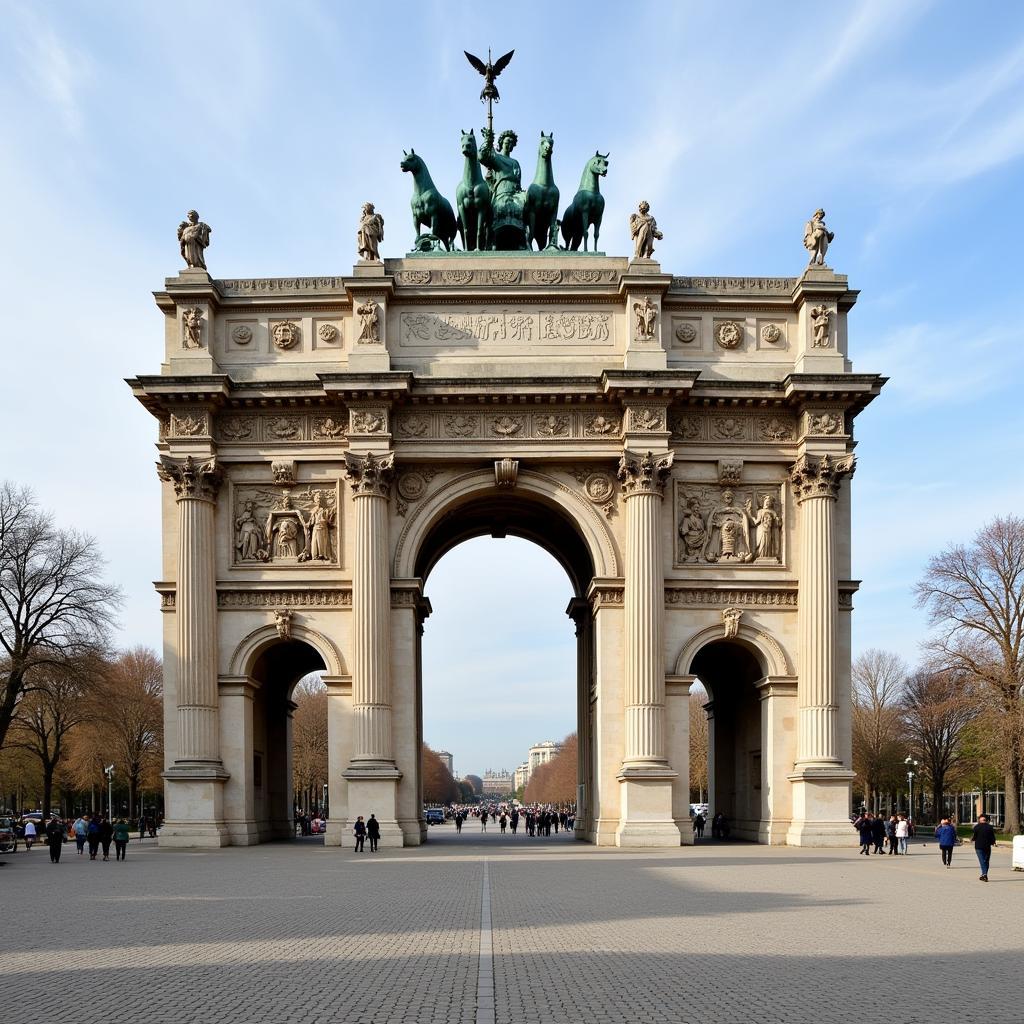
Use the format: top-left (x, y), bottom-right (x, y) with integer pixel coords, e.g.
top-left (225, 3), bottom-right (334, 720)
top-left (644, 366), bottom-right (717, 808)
top-left (1, 2), bottom-right (1023, 776)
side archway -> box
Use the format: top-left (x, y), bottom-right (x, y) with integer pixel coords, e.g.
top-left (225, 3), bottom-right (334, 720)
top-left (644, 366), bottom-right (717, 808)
top-left (673, 620), bottom-right (792, 679)
top-left (227, 622), bottom-right (346, 680)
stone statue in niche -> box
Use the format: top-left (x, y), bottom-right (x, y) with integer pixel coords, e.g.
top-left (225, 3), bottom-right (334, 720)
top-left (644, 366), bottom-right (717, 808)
top-left (678, 486), bottom-right (783, 565)
top-left (803, 208), bottom-right (833, 266)
top-left (177, 210), bottom-right (211, 270)
top-left (357, 300), bottom-right (380, 343)
top-left (181, 308), bottom-right (203, 349)
top-left (629, 200), bottom-right (663, 259)
top-left (357, 203), bottom-right (385, 261)
top-left (633, 296), bottom-right (657, 340)
top-left (810, 304), bottom-right (832, 347)
top-left (753, 495), bottom-right (781, 560)
top-left (303, 490), bottom-right (336, 561)
top-left (235, 500), bottom-right (267, 562)
top-left (678, 497), bottom-right (707, 562)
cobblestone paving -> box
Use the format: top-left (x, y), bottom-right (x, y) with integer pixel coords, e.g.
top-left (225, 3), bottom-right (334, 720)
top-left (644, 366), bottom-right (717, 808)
top-left (2, 830), bottom-right (1021, 1024)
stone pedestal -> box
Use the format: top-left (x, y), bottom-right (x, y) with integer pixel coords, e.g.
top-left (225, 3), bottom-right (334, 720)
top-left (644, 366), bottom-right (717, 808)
top-left (157, 455), bottom-right (230, 847)
top-left (615, 450), bottom-right (679, 847)
top-left (786, 453), bottom-right (857, 846)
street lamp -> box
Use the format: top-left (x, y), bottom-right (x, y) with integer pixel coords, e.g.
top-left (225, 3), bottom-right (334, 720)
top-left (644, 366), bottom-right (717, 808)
top-left (904, 757), bottom-right (918, 820)
top-left (104, 764), bottom-right (114, 819)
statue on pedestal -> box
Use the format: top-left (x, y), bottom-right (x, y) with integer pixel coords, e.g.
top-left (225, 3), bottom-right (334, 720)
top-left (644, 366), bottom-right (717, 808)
top-left (480, 127), bottom-right (528, 250)
top-left (803, 208), bottom-right (834, 266)
top-left (630, 201), bottom-right (663, 259)
top-left (357, 203), bottom-right (384, 261)
top-left (177, 210), bottom-right (211, 270)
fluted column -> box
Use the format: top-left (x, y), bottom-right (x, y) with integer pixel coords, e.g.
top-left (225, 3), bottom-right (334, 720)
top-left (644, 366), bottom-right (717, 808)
top-left (157, 455), bottom-right (223, 766)
top-left (790, 453), bottom-right (854, 766)
top-left (345, 451), bottom-right (396, 768)
top-left (617, 450), bottom-right (674, 768)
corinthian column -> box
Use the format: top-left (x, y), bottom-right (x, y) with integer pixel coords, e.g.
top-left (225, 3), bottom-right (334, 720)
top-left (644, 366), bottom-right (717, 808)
top-left (157, 454), bottom-right (223, 767)
top-left (344, 451), bottom-right (396, 769)
top-left (789, 452), bottom-right (855, 766)
top-left (617, 450), bottom-right (674, 768)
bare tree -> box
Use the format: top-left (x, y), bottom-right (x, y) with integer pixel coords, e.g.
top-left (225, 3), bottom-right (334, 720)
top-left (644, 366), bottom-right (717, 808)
top-left (8, 657), bottom-right (93, 817)
top-left (902, 668), bottom-right (979, 820)
top-left (0, 482), bottom-right (120, 751)
top-left (688, 686), bottom-right (708, 802)
top-left (292, 675), bottom-right (327, 812)
top-left (916, 516), bottom-right (1024, 834)
top-left (851, 649), bottom-right (907, 810)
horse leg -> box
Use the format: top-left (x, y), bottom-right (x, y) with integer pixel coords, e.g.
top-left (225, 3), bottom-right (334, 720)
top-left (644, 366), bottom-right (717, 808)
top-left (593, 214), bottom-right (600, 252)
top-left (457, 213), bottom-right (466, 252)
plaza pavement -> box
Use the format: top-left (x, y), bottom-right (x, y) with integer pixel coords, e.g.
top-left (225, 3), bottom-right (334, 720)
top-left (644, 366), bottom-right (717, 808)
top-left (1, 826), bottom-right (1021, 1024)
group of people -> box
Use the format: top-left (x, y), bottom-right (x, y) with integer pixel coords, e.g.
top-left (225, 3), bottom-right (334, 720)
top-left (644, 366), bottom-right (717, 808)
top-left (448, 803), bottom-right (575, 837)
top-left (23, 813), bottom-right (135, 863)
top-left (351, 814), bottom-right (380, 852)
top-left (854, 811), bottom-right (1001, 880)
top-left (690, 812), bottom-right (730, 839)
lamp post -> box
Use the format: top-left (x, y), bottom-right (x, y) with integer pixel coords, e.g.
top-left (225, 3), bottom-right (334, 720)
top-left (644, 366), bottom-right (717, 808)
top-left (904, 757), bottom-right (918, 821)
top-left (104, 764), bottom-right (114, 819)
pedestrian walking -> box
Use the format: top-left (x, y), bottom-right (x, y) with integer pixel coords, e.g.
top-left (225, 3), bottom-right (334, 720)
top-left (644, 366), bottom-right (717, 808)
top-left (855, 812), bottom-right (874, 855)
top-left (481, 810), bottom-right (488, 831)
top-left (510, 810), bottom-right (519, 834)
top-left (885, 814), bottom-right (899, 854)
top-left (871, 814), bottom-right (886, 854)
top-left (99, 816), bottom-right (114, 861)
top-left (693, 813), bottom-right (706, 839)
top-left (455, 812), bottom-right (463, 834)
top-left (972, 814), bottom-right (997, 882)
top-left (499, 813), bottom-right (507, 834)
top-left (74, 815), bottom-right (88, 855)
top-left (935, 817), bottom-right (957, 868)
top-left (896, 815), bottom-right (910, 855)
top-left (113, 818), bottom-right (130, 861)
top-left (23, 818), bottom-right (37, 850)
top-left (45, 817), bottom-right (64, 863)
top-left (366, 813), bottom-right (380, 852)
top-left (353, 815), bottom-right (366, 853)
top-left (87, 817), bottom-right (101, 859)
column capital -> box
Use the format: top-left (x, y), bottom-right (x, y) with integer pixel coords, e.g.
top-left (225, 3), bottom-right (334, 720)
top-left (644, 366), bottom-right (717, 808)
top-left (789, 452), bottom-right (855, 504)
top-left (344, 450), bottom-right (395, 497)
top-left (157, 454), bottom-right (223, 503)
top-left (617, 449), bottom-right (674, 499)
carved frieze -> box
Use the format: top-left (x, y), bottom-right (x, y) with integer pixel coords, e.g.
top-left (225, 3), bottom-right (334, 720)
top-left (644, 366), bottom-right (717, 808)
top-left (231, 324), bottom-right (253, 345)
top-left (398, 270), bottom-right (431, 285)
top-left (317, 323), bottom-right (340, 345)
top-left (312, 416), bottom-right (347, 440)
top-left (627, 407), bottom-right (665, 432)
top-left (584, 414), bottom-right (620, 438)
top-left (670, 410), bottom-right (797, 445)
top-left (532, 269), bottom-right (562, 285)
top-left (760, 323), bottom-right (782, 344)
top-left (536, 414), bottom-right (569, 437)
top-left (590, 584), bottom-right (624, 608)
top-left (350, 409), bottom-right (388, 435)
top-left (665, 587), bottom-right (797, 608)
top-left (568, 468), bottom-right (617, 519)
top-left (232, 483), bottom-right (340, 565)
top-left (804, 410), bottom-right (844, 436)
top-left (217, 277), bottom-right (345, 295)
top-left (218, 415), bottom-right (255, 442)
top-left (218, 587), bottom-right (352, 608)
top-left (671, 276), bottom-right (796, 293)
top-left (674, 321), bottom-right (698, 345)
top-left (392, 409), bottom-right (623, 443)
top-left (399, 309), bottom-right (613, 346)
top-left (675, 480), bottom-right (784, 566)
top-left (271, 321), bottom-right (300, 350)
top-left (265, 416), bottom-right (304, 441)
top-left (168, 412), bottom-right (208, 438)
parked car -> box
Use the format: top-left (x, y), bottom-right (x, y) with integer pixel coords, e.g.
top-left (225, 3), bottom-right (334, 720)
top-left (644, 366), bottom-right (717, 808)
top-left (0, 816), bottom-right (18, 853)
top-left (424, 808), bottom-right (445, 825)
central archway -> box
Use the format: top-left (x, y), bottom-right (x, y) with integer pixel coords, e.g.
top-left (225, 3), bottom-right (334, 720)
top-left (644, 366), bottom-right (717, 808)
top-left (395, 469), bottom-right (619, 843)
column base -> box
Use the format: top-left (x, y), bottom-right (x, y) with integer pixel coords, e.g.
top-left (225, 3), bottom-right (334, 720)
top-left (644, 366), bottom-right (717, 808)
top-left (343, 765), bottom-right (403, 848)
top-left (160, 762), bottom-right (230, 847)
top-left (786, 766), bottom-right (855, 847)
top-left (224, 821), bottom-right (261, 846)
top-left (615, 767), bottom-right (681, 847)
top-left (324, 819), bottom-right (348, 847)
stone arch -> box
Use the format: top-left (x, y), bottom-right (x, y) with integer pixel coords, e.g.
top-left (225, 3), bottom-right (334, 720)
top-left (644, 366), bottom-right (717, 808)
top-left (393, 467), bottom-right (619, 582)
top-left (227, 622), bottom-right (346, 679)
top-left (674, 620), bottom-right (792, 678)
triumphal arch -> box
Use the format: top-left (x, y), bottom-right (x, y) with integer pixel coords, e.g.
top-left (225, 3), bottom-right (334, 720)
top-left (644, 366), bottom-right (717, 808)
top-left (131, 71), bottom-right (881, 848)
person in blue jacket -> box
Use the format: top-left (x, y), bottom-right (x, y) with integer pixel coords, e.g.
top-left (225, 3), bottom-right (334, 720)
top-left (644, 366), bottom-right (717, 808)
top-left (935, 817), bottom-right (957, 868)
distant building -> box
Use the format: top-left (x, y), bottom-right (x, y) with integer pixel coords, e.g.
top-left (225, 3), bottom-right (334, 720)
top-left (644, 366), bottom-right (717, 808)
top-left (436, 750), bottom-right (454, 776)
top-left (482, 769), bottom-right (513, 796)
top-left (513, 763), bottom-right (530, 792)
top-left (528, 740), bottom-right (560, 778)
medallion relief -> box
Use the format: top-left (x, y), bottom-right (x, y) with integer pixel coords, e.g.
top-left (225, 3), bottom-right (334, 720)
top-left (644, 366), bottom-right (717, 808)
top-left (271, 321), bottom-right (300, 350)
top-left (715, 320), bottom-right (744, 350)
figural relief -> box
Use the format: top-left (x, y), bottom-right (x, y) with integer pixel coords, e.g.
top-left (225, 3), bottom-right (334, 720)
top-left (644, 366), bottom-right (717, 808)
top-left (233, 484), bottom-right (339, 565)
top-left (676, 482), bottom-right (784, 565)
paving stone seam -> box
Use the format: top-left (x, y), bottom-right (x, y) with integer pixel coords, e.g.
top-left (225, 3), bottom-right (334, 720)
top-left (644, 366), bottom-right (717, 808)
top-left (476, 857), bottom-right (495, 1024)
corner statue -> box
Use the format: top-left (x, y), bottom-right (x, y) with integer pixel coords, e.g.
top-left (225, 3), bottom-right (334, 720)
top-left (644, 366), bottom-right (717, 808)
top-left (803, 208), bottom-right (834, 266)
top-left (357, 203), bottom-right (384, 262)
top-left (177, 210), bottom-right (211, 270)
top-left (630, 201), bottom-right (663, 260)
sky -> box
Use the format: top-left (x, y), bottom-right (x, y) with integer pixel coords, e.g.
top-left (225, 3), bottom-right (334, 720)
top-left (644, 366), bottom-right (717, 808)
top-left (2, 1), bottom-right (1024, 777)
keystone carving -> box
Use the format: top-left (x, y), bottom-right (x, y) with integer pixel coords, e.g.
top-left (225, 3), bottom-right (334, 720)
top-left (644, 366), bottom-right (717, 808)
top-left (494, 458), bottom-right (519, 488)
top-left (723, 606), bottom-right (743, 639)
top-left (274, 608), bottom-right (293, 640)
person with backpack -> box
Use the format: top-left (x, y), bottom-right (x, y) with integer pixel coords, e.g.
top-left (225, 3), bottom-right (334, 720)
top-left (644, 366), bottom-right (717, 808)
top-left (113, 818), bottom-right (131, 861)
top-left (935, 817), bottom-right (957, 868)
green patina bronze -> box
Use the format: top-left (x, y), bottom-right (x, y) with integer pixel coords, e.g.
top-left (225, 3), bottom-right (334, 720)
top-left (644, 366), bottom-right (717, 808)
top-left (456, 129), bottom-right (492, 252)
top-left (479, 126), bottom-right (529, 250)
top-left (561, 152), bottom-right (609, 252)
top-left (401, 148), bottom-right (458, 252)
top-left (524, 132), bottom-right (559, 252)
